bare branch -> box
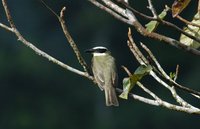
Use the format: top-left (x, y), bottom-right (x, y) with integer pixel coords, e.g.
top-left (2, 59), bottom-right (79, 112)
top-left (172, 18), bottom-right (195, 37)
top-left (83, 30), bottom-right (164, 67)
top-left (121, 65), bottom-right (132, 76)
top-left (0, 23), bottom-right (13, 32)
top-left (198, 0), bottom-right (200, 13)
top-left (126, 28), bottom-right (200, 114)
top-left (2, 0), bottom-right (16, 28)
top-left (128, 36), bottom-right (199, 106)
top-left (41, 0), bottom-right (90, 74)
top-left (59, 7), bottom-right (90, 73)
top-left (118, 67), bottom-right (200, 114)
top-left (127, 29), bottom-right (194, 107)
top-left (1, 0), bottom-right (93, 80)
top-left (174, 65), bottom-right (179, 81)
top-left (157, 98), bottom-right (200, 114)
top-left (127, 28), bottom-right (148, 64)
top-left (118, 1), bottom-right (200, 44)
top-left (147, 0), bottom-right (158, 18)
top-left (116, 88), bottom-right (160, 106)
top-left (101, 0), bottom-right (127, 17)
top-left (176, 15), bottom-right (200, 28)
top-left (137, 82), bottom-right (161, 101)
top-left (0, 0), bottom-right (166, 111)
top-left (1, 0), bottom-right (200, 115)
top-left (140, 42), bottom-right (200, 97)
top-left (88, 0), bottom-right (132, 24)
top-left (94, 0), bottom-right (200, 56)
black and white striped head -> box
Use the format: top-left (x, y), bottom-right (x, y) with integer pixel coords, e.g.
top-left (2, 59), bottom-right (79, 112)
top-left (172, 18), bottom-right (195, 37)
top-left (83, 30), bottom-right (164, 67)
top-left (85, 46), bottom-right (110, 56)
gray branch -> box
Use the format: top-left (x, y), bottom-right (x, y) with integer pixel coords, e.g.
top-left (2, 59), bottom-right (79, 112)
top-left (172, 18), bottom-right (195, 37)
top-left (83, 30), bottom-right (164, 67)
top-left (0, 0), bottom-right (199, 115)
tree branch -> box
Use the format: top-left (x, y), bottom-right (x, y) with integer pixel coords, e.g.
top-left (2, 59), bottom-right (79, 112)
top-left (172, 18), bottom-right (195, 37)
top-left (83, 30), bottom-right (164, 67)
top-left (147, 0), bottom-right (158, 18)
top-left (59, 7), bottom-right (90, 73)
top-left (0, 0), bottom-right (166, 110)
top-left (127, 28), bottom-right (200, 114)
top-left (91, 0), bottom-right (200, 56)
top-left (88, 0), bottom-right (132, 24)
top-left (1, 0), bottom-right (200, 115)
top-left (176, 15), bottom-right (200, 28)
top-left (1, 0), bottom-right (93, 80)
top-left (40, 0), bottom-right (90, 74)
top-left (117, 1), bottom-right (200, 44)
top-left (0, 23), bottom-right (13, 32)
top-left (140, 42), bottom-right (200, 97)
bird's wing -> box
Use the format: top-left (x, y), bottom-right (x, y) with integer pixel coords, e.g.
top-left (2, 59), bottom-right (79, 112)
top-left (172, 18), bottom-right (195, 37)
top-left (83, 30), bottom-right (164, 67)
top-left (112, 68), bottom-right (118, 87)
top-left (111, 58), bottom-right (118, 87)
top-left (92, 61), bottom-right (105, 91)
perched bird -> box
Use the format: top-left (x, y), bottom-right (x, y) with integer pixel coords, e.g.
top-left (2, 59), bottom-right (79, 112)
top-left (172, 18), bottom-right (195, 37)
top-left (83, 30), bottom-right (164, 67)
top-left (85, 46), bottom-right (119, 106)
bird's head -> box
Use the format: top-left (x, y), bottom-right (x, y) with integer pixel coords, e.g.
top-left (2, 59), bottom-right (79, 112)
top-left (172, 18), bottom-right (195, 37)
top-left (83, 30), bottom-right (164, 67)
top-left (85, 46), bottom-right (110, 56)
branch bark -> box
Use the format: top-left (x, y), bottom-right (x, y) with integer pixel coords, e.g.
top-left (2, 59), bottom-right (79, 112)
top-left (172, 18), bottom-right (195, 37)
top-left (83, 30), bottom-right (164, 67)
top-left (127, 28), bottom-right (200, 114)
top-left (1, 0), bottom-right (93, 80)
top-left (89, 0), bottom-right (200, 56)
top-left (0, 0), bottom-right (199, 115)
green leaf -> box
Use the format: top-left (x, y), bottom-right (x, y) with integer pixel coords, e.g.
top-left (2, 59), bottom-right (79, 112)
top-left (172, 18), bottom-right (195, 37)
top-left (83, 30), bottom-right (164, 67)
top-left (119, 65), bottom-right (152, 99)
top-left (119, 77), bottom-right (133, 99)
top-left (134, 64), bottom-right (152, 76)
top-left (169, 72), bottom-right (176, 80)
top-left (180, 12), bottom-right (200, 49)
top-left (145, 6), bottom-right (170, 32)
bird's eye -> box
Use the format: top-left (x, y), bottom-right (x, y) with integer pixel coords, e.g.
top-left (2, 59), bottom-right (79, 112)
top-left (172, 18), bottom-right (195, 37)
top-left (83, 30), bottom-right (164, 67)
top-left (97, 49), bottom-right (107, 53)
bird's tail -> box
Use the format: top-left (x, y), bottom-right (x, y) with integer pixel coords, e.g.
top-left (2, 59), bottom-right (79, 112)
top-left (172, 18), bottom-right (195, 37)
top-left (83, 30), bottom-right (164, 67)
top-left (104, 87), bottom-right (119, 106)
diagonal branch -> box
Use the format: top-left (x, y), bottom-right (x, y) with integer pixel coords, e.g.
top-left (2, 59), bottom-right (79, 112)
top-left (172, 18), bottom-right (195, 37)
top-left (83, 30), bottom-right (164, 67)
top-left (147, 0), bottom-right (158, 18)
top-left (140, 42), bottom-right (200, 97)
top-left (40, 0), bottom-right (90, 73)
top-left (127, 28), bottom-right (200, 113)
top-left (0, 23), bottom-right (13, 32)
top-left (88, 0), bottom-right (132, 24)
top-left (92, 0), bottom-right (200, 56)
top-left (120, 64), bottom-right (200, 114)
top-left (59, 7), bottom-right (90, 73)
top-left (1, 0), bottom-right (200, 114)
top-left (176, 15), bottom-right (200, 28)
top-left (117, 1), bottom-right (200, 44)
top-left (0, 0), bottom-right (166, 110)
top-left (1, 0), bottom-right (93, 80)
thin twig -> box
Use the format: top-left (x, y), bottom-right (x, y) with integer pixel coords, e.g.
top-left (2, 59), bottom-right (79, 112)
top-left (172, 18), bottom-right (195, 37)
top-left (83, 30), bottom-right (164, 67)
top-left (122, 65), bottom-right (162, 101)
top-left (1, 0), bottom-right (200, 114)
top-left (137, 82), bottom-right (161, 101)
top-left (0, 0), bottom-right (163, 110)
top-left (101, 0), bottom-right (127, 18)
top-left (1, 0), bottom-right (93, 80)
top-left (126, 29), bottom-right (199, 110)
top-left (119, 66), bottom-right (200, 114)
top-left (127, 28), bottom-right (148, 64)
top-left (140, 42), bottom-right (200, 97)
top-left (40, 0), bottom-right (90, 73)
top-left (118, 1), bottom-right (200, 44)
top-left (147, 0), bottom-right (158, 18)
top-left (2, 0), bottom-right (16, 29)
top-left (132, 41), bottom-right (198, 107)
top-left (59, 7), bottom-right (90, 73)
top-left (0, 23), bottom-right (13, 32)
top-left (198, 0), bottom-right (200, 13)
top-left (88, 0), bottom-right (131, 24)
top-left (121, 65), bottom-right (132, 76)
top-left (150, 71), bottom-right (196, 108)
top-left (176, 15), bottom-right (200, 28)
top-left (174, 65), bottom-right (179, 81)
top-left (94, 0), bottom-right (200, 56)
top-left (116, 88), bottom-right (160, 106)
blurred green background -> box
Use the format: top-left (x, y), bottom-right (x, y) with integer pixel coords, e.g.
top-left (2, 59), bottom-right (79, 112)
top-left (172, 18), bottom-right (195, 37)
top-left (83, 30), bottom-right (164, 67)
top-left (0, 0), bottom-right (200, 129)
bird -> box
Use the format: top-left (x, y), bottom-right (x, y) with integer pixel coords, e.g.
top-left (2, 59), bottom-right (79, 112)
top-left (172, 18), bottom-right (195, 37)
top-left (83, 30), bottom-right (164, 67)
top-left (85, 46), bottom-right (119, 106)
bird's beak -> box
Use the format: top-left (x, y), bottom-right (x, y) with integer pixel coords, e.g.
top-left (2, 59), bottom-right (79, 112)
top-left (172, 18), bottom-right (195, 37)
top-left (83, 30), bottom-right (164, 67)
top-left (84, 48), bottom-right (94, 53)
